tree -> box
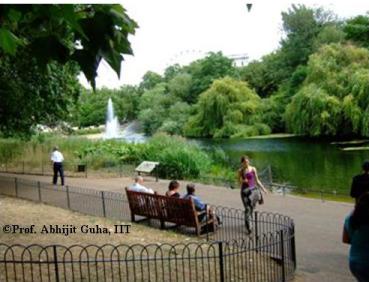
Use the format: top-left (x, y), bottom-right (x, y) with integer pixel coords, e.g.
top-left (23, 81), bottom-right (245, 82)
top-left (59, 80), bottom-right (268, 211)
top-left (185, 52), bottom-right (236, 103)
top-left (281, 5), bottom-right (335, 69)
top-left (0, 4), bottom-right (137, 136)
top-left (344, 15), bottom-right (369, 48)
top-left (0, 4), bottom-right (137, 88)
top-left (239, 50), bottom-right (288, 97)
top-left (285, 43), bottom-right (369, 137)
top-left (139, 71), bottom-right (164, 91)
top-left (0, 51), bottom-right (80, 136)
top-left (167, 73), bottom-right (192, 100)
top-left (184, 77), bottom-right (270, 138)
top-left (138, 83), bottom-right (179, 135)
top-left (158, 102), bottom-right (192, 135)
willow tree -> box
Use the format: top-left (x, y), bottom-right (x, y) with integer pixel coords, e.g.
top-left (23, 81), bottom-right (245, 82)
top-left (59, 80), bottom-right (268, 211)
top-left (184, 77), bottom-right (270, 138)
top-left (285, 43), bottom-right (369, 137)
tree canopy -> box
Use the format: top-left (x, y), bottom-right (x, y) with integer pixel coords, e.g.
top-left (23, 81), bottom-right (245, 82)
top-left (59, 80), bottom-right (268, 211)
top-left (285, 44), bottom-right (369, 137)
top-left (0, 4), bottom-right (137, 88)
top-left (184, 77), bottom-right (270, 138)
top-left (0, 4), bottom-right (137, 136)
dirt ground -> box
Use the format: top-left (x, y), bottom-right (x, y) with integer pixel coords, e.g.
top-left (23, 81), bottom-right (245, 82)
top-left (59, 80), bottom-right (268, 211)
top-left (0, 195), bottom-right (195, 246)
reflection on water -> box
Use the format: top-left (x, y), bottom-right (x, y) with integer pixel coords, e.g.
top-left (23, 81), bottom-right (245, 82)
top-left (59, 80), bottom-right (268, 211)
top-left (196, 137), bottom-right (369, 193)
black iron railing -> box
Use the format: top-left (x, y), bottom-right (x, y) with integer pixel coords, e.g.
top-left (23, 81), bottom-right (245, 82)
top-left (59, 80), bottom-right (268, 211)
top-left (0, 174), bottom-right (296, 281)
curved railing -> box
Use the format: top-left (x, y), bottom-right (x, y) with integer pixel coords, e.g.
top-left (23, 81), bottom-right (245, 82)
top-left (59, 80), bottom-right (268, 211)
top-left (0, 175), bottom-right (296, 281)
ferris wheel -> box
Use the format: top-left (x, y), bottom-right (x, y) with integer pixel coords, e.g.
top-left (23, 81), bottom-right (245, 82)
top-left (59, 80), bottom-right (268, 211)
top-left (166, 49), bottom-right (209, 67)
top-left (166, 49), bottom-right (249, 68)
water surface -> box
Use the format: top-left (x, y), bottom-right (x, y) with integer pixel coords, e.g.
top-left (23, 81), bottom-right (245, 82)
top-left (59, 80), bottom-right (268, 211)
top-left (197, 137), bottom-right (369, 194)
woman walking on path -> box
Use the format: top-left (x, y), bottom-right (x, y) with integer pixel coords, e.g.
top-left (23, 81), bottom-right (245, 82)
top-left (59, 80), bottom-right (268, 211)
top-left (342, 192), bottom-right (369, 282)
top-left (239, 156), bottom-right (268, 233)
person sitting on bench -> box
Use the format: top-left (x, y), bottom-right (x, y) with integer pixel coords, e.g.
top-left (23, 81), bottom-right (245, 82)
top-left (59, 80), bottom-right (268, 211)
top-left (183, 183), bottom-right (213, 221)
top-left (165, 180), bottom-right (181, 198)
top-left (128, 176), bottom-right (154, 194)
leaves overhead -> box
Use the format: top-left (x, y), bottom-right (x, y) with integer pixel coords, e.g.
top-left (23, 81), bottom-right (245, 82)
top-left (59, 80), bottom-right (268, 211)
top-left (0, 4), bottom-right (138, 88)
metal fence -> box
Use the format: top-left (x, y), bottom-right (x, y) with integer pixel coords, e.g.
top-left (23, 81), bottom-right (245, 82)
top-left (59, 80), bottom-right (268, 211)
top-left (0, 160), bottom-right (137, 179)
top-left (0, 174), bottom-right (296, 281)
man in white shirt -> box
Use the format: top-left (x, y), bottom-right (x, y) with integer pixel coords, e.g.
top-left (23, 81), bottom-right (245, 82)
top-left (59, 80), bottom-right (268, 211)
top-left (129, 176), bottom-right (154, 194)
top-left (51, 146), bottom-right (64, 187)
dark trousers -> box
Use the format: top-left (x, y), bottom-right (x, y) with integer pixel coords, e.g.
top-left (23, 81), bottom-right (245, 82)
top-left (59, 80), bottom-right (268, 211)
top-left (53, 162), bottom-right (64, 186)
top-left (241, 188), bottom-right (261, 232)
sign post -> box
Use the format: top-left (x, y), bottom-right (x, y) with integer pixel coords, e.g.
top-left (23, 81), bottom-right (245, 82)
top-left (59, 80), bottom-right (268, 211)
top-left (135, 161), bottom-right (160, 182)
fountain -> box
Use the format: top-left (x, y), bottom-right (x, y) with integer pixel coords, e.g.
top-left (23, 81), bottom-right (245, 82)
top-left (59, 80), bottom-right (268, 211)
top-left (104, 98), bottom-right (120, 139)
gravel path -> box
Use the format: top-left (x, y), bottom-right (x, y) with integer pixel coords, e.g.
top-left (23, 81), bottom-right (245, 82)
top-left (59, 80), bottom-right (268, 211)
top-left (0, 173), bottom-right (355, 281)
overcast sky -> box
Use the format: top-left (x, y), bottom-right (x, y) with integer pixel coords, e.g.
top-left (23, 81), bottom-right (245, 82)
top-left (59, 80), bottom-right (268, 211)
top-left (78, 0), bottom-right (369, 89)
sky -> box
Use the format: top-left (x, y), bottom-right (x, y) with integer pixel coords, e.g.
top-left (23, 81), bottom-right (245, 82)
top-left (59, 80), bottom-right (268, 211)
top-left (77, 0), bottom-right (369, 89)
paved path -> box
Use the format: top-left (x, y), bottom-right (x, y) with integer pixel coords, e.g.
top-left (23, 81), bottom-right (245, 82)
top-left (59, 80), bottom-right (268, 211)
top-left (0, 173), bottom-right (355, 281)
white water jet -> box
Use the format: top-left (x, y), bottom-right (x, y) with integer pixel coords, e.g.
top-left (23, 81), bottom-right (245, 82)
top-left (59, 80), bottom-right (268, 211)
top-left (104, 98), bottom-right (120, 139)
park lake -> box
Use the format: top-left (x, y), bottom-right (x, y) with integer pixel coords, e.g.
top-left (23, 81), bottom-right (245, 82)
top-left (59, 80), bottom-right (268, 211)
top-left (196, 136), bottom-right (369, 194)
top-left (105, 123), bottom-right (369, 195)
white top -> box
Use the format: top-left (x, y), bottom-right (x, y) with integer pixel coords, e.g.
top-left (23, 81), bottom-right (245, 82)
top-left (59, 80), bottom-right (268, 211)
top-left (51, 150), bottom-right (64, 163)
top-left (129, 183), bottom-right (154, 194)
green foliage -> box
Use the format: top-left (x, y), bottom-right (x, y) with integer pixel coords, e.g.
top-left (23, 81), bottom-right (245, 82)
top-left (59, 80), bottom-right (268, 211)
top-left (0, 138), bottom-right (24, 163)
top-left (167, 73), bottom-right (192, 100)
top-left (0, 133), bottom-right (240, 180)
top-left (281, 5), bottom-right (335, 69)
top-left (138, 83), bottom-right (179, 135)
top-left (70, 86), bottom-right (141, 127)
top-left (0, 4), bottom-right (137, 88)
top-left (344, 15), bottom-right (369, 48)
top-left (239, 51), bottom-right (288, 97)
top-left (285, 84), bottom-right (341, 136)
top-left (143, 134), bottom-right (212, 179)
top-left (158, 102), bottom-right (192, 135)
top-left (0, 51), bottom-right (80, 137)
top-left (184, 77), bottom-right (270, 138)
top-left (285, 44), bottom-right (369, 136)
top-left (163, 64), bottom-right (183, 81)
top-left (139, 71), bottom-right (164, 91)
top-left (185, 52), bottom-right (236, 103)
top-left (314, 24), bottom-right (345, 48)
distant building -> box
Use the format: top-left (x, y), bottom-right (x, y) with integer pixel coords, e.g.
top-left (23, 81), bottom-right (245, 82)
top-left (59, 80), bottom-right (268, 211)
top-left (227, 53), bottom-right (249, 67)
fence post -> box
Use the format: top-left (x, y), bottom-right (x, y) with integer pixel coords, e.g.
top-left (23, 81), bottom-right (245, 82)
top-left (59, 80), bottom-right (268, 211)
top-left (101, 191), bottom-right (106, 217)
top-left (290, 225), bottom-right (297, 270)
top-left (14, 177), bottom-right (18, 197)
top-left (37, 181), bottom-right (42, 202)
top-left (254, 211), bottom-right (258, 238)
top-left (280, 230), bottom-right (286, 282)
top-left (282, 185), bottom-right (286, 197)
top-left (254, 211), bottom-right (259, 252)
top-left (53, 245), bottom-right (60, 282)
top-left (218, 241), bottom-right (225, 282)
top-left (66, 186), bottom-right (71, 209)
top-left (85, 165), bottom-right (88, 178)
top-left (22, 161), bottom-right (25, 174)
top-left (41, 160), bottom-right (44, 175)
top-left (205, 204), bottom-right (209, 241)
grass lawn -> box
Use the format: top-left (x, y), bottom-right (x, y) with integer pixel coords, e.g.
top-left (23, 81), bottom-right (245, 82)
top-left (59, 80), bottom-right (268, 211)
top-left (0, 195), bottom-right (286, 281)
top-left (0, 195), bottom-right (195, 246)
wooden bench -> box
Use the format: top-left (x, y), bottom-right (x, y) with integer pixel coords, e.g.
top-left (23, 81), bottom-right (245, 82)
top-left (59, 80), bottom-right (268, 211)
top-left (125, 188), bottom-right (216, 236)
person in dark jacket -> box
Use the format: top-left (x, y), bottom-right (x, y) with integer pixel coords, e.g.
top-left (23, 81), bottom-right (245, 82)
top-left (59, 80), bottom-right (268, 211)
top-left (343, 192), bottom-right (369, 281)
top-left (351, 161), bottom-right (369, 204)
